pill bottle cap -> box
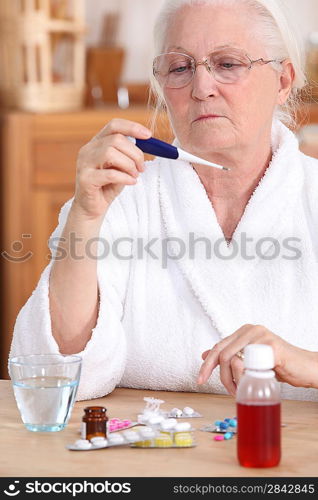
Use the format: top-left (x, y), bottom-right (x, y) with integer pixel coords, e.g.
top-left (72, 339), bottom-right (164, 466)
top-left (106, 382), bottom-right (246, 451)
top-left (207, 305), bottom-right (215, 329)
top-left (243, 344), bottom-right (274, 370)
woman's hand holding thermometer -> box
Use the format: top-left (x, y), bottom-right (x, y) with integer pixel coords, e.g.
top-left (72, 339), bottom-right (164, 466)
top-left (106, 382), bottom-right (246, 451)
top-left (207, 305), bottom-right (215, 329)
top-left (72, 119), bottom-right (229, 222)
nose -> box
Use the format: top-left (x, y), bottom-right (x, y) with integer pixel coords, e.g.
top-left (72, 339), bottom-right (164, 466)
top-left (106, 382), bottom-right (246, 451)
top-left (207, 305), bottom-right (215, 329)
top-left (191, 62), bottom-right (220, 101)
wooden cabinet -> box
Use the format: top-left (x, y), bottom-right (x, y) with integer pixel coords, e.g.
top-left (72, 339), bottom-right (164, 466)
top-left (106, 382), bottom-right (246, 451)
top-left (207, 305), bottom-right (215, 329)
top-left (0, 107), bottom-right (172, 378)
top-left (1, 104), bottom-right (317, 378)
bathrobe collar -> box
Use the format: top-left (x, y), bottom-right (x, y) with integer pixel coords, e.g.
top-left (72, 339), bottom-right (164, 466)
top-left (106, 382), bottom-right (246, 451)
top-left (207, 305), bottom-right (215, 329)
top-left (158, 120), bottom-right (304, 336)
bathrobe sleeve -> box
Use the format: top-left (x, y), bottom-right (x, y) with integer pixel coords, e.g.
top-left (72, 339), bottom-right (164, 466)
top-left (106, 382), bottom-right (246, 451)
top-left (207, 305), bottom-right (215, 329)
top-left (9, 195), bottom-right (132, 400)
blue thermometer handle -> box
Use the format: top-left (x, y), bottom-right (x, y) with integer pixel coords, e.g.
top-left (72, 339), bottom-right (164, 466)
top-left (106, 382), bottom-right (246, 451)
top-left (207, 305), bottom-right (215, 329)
top-left (134, 137), bottom-right (178, 160)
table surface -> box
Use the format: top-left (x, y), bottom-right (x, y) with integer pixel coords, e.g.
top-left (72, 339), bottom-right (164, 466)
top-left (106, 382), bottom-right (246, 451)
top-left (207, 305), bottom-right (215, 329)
top-left (1, 380), bottom-right (317, 477)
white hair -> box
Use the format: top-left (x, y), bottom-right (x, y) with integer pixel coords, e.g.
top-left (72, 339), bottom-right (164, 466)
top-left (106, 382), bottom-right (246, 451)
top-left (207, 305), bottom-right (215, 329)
top-left (149, 0), bottom-right (308, 130)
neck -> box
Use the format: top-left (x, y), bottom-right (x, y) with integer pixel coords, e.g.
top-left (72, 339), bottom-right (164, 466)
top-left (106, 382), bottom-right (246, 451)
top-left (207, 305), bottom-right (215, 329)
top-left (192, 138), bottom-right (272, 202)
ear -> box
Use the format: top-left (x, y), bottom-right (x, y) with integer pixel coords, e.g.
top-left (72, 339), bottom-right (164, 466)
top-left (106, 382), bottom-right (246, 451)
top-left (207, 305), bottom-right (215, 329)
top-left (277, 59), bottom-right (295, 105)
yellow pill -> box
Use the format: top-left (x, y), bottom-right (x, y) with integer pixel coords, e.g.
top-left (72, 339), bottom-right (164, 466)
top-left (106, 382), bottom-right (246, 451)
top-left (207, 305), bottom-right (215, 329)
top-left (174, 432), bottom-right (193, 447)
top-left (134, 440), bottom-right (152, 448)
top-left (154, 434), bottom-right (173, 447)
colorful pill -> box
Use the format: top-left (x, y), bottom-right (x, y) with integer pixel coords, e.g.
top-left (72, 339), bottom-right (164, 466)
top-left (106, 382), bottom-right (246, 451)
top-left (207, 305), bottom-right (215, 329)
top-left (219, 422), bottom-right (229, 430)
top-left (214, 435), bottom-right (224, 441)
top-left (229, 419), bottom-right (237, 428)
top-left (224, 418), bottom-right (231, 423)
top-left (224, 432), bottom-right (234, 440)
top-left (214, 420), bottom-right (222, 426)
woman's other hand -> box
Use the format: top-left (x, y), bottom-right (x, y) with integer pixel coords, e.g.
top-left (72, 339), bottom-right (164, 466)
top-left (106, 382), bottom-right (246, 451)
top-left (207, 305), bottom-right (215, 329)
top-left (73, 119), bottom-right (152, 219)
top-left (198, 324), bottom-right (318, 396)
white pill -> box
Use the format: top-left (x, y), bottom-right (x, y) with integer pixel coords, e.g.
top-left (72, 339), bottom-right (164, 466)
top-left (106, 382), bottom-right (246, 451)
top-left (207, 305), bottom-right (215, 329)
top-left (161, 418), bottom-right (177, 430)
top-left (140, 428), bottom-right (155, 439)
top-left (123, 431), bottom-right (140, 442)
top-left (148, 415), bottom-right (164, 425)
top-left (108, 434), bottom-right (125, 445)
top-left (137, 414), bottom-right (149, 424)
top-left (170, 408), bottom-right (183, 418)
top-left (74, 439), bottom-right (92, 450)
top-left (175, 422), bottom-right (191, 432)
top-left (183, 406), bottom-right (194, 416)
top-left (90, 437), bottom-right (108, 446)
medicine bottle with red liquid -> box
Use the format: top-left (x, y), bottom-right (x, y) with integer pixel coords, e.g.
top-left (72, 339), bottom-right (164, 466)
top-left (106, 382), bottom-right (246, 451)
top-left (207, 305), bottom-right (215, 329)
top-left (236, 344), bottom-right (281, 468)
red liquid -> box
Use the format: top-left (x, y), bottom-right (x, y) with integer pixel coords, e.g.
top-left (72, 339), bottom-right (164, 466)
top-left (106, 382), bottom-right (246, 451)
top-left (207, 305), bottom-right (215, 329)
top-left (237, 402), bottom-right (281, 468)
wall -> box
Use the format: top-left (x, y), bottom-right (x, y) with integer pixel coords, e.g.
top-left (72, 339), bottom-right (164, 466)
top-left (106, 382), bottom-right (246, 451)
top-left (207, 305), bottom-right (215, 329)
top-left (85, 0), bottom-right (318, 83)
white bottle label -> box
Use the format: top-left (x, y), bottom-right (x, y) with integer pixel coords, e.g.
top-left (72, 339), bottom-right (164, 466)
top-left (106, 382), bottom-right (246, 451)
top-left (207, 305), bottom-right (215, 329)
top-left (81, 422), bottom-right (86, 439)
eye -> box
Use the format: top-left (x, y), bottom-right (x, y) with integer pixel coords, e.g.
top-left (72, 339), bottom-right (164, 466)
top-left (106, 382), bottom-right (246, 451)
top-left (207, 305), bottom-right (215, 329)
top-left (169, 62), bottom-right (192, 74)
top-left (216, 58), bottom-right (244, 70)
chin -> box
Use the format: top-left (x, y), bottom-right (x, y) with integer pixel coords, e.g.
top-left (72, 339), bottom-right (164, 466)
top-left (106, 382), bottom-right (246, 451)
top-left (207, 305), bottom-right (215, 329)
top-left (188, 133), bottom-right (232, 155)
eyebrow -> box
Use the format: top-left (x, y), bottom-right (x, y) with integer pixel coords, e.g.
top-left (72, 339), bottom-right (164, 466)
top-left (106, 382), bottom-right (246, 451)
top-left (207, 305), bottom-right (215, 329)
top-left (165, 44), bottom-right (244, 54)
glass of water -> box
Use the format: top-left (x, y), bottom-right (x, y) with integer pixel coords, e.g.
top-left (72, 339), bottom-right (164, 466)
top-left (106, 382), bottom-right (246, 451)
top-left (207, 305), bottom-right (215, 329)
top-left (9, 354), bottom-right (82, 432)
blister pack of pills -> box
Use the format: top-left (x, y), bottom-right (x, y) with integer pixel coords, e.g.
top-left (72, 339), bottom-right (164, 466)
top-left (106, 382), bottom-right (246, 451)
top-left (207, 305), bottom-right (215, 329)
top-left (200, 417), bottom-right (237, 434)
top-left (166, 406), bottom-right (202, 418)
top-left (67, 427), bottom-right (158, 451)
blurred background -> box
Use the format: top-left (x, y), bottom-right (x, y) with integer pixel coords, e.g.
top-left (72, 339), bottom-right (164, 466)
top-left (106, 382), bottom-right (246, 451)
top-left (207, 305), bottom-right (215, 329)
top-left (0, 0), bottom-right (318, 378)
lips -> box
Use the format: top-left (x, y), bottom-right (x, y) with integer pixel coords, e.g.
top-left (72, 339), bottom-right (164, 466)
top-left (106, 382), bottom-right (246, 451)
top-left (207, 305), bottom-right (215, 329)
top-left (193, 114), bottom-right (222, 122)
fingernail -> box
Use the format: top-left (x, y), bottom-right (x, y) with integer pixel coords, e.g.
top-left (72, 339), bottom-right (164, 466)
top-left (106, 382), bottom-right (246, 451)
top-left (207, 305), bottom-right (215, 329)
top-left (140, 128), bottom-right (152, 138)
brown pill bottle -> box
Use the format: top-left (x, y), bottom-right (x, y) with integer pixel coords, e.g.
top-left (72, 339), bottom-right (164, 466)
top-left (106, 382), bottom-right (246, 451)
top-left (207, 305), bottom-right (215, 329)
top-left (81, 406), bottom-right (108, 440)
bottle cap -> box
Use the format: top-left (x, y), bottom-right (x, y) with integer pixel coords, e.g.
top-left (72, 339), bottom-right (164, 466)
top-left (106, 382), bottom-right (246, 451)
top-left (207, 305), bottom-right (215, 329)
top-left (243, 344), bottom-right (274, 370)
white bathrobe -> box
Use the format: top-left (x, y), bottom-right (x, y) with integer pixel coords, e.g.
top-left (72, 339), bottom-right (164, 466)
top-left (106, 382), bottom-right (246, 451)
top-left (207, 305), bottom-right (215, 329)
top-left (10, 120), bottom-right (318, 401)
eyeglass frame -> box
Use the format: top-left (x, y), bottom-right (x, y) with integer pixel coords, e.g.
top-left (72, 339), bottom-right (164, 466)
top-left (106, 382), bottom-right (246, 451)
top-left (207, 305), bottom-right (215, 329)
top-left (152, 50), bottom-right (285, 88)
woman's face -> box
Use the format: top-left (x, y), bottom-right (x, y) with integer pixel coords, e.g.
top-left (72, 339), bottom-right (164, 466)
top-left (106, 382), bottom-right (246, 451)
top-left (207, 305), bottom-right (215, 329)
top-left (162, 4), bottom-right (288, 157)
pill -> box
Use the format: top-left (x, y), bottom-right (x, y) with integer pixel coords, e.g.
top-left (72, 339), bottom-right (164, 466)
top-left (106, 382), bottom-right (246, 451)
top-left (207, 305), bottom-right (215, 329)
top-left (155, 434), bottom-right (173, 447)
top-left (219, 422), bottom-right (229, 430)
top-left (123, 431), bottom-right (139, 442)
top-left (122, 419), bottom-right (132, 426)
top-left (229, 419), bottom-right (237, 427)
top-left (224, 418), bottom-right (231, 423)
top-left (90, 437), bottom-right (108, 447)
top-left (108, 434), bottom-right (125, 445)
top-left (214, 435), bottom-right (224, 441)
top-left (175, 422), bottom-right (191, 432)
top-left (139, 427), bottom-right (156, 439)
top-left (148, 415), bottom-right (165, 425)
top-left (161, 418), bottom-right (177, 430)
top-left (224, 432), bottom-right (234, 440)
top-left (174, 432), bottom-right (193, 447)
top-left (170, 408), bottom-right (183, 418)
top-left (183, 406), bottom-right (194, 416)
top-left (214, 420), bottom-right (222, 426)
top-left (74, 439), bottom-right (92, 450)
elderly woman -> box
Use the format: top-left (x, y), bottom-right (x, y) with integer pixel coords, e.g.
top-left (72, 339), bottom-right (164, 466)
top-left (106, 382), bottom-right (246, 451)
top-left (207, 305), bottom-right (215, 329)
top-left (10, 0), bottom-right (318, 401)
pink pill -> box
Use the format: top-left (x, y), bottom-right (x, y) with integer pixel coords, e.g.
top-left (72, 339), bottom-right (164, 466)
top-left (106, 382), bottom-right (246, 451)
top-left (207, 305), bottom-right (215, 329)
top-left (117, 422), bottom-right (126, 429)
top-left (214, 435), bottom-right (225, 441)
top-left (110, 418), bottom-right (120, 423)
top-left (122, 420), bottom-right (132, 426)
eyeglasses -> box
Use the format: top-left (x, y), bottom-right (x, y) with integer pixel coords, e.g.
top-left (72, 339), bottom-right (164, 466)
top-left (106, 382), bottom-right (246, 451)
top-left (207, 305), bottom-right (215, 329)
top-left (153, 48), bottom-right (283, 88)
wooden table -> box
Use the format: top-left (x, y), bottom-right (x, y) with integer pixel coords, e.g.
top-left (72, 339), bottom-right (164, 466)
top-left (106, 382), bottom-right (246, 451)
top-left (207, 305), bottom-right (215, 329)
top-left (1, 380), bottom-right (317, 477)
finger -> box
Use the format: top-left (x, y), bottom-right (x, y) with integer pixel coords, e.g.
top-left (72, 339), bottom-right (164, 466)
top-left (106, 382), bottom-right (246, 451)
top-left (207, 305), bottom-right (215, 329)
top-left (197, 345), bottom-right (222, 384)
top-left (106, 135), bottom-right (146, 173)
top-left (201, 350), bottom-right (211, 361)
top-left (101, 146), bottom-right (141, 177)
top-left (88, 168), bottom-right (138, 187)
top-left (95, 119), bottom-right (152, 142)
top-left (230, 356), bottom-right (244, 387)
top-left (198, 325), bottom-right (256, 385)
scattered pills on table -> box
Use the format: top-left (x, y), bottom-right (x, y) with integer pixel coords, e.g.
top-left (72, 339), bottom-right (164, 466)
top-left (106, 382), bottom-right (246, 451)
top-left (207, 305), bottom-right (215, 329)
top-left (214, 435), bottom-right (225, 441)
